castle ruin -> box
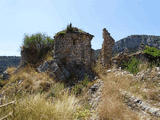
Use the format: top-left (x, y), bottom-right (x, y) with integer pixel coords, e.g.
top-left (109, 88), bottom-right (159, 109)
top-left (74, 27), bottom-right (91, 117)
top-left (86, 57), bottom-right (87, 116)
top-left (101, 28), bottom-right (115, 67)
top-left (38, 25), bottom-right (115, 82)
top-left (54, 26), bottom-right (94, 69)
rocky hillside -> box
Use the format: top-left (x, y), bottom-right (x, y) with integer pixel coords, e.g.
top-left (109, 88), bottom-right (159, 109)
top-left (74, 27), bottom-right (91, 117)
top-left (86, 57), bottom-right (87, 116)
top-left (113, 35), bottom-right (160, 54)
top-left (0, 56), bottom-right (20, 74)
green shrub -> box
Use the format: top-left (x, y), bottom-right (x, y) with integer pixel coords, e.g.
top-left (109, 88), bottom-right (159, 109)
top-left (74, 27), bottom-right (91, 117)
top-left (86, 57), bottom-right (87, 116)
top-left (23, 33), bottom-right (53, 49)
top-left (144, 46), bottom-right (160, 66)
top-left (22, 33), bottom-right (54, 65)
top-left (55, 24), bottom-right (84, 37)
top-left (124, 57), bottom-right (140, 74)
top-left (144, 46), bottom-right (160, 57)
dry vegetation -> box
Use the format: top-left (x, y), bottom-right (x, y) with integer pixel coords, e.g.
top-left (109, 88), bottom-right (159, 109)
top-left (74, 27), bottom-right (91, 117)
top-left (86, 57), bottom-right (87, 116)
top-left (98, 65), bottom-right (160, 120)
top-left (1, 66), bottom-right (55, 98)
top-left (0, 92), bottom-right (91, 120)
top-left (98, 72), bottom-right (140, 120)
top-left (0, 66), bottom-right (91, 120)
top-left (5, 67), bottom-right (17, 74)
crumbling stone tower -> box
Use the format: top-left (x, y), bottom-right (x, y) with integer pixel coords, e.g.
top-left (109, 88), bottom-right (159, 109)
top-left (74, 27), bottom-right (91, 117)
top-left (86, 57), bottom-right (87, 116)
top-left (101, 28), bottom-right (115, 67)
top-left (38, 25), bottom-right (95, 82)
top-left (54, 25), bottom-right (94, 70)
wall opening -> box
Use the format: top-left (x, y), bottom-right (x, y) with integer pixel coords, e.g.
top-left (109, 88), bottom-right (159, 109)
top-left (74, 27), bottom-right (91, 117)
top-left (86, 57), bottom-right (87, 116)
top-left (73, 40), bottom-right (76, 45)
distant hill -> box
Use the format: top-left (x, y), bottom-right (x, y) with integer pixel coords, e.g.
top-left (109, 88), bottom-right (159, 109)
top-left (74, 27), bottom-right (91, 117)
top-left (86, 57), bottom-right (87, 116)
top-left (0, 56), bottom-right (21, 74)
top-left (94, 35), bottom-right (160, 58)
top-left (113, 35), bottom-right (160, 54)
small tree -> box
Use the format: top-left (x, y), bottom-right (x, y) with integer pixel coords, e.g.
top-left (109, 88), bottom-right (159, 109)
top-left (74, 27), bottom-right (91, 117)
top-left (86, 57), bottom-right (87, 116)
top-left (126, 57), bottom-right (140, 74)
top-left (144, 46), bottom-right (160, 66)
top-left (21, 33), bottom-right (54, 66)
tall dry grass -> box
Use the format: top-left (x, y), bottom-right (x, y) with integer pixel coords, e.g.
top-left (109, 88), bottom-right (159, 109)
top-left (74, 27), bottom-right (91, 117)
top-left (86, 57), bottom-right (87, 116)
top-left (5, 67), bottom-right (17, 74)
top-left (0, 66), bottom-right (91, 120)
top-left (2, 66), bottom-right (55, 97)
top-left (12, 94), bottom-right (78, 120)
top-left (0, 93), bottom-right (86, 120)
top-left (98, 73), bottom-right (140, 120)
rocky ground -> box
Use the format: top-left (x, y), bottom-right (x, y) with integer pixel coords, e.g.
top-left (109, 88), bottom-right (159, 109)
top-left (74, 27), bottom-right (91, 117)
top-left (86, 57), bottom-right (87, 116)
top-left (1, 63), bottom-right (160, 120)
top-left (105, 67), bottom-right (160, 120)
top-left (88, 79), bottom-right (104, 120)
top-left (85, 66), bottom-right (160, 120)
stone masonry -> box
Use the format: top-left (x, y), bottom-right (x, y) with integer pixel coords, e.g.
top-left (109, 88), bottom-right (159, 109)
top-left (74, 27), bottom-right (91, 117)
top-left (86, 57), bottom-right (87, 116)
top-left (101, 28), bottom-right (115, 67)
top-left (39, 25), bottom-right (95, 82)
top-left (54, 27), bottom-right (94, 69)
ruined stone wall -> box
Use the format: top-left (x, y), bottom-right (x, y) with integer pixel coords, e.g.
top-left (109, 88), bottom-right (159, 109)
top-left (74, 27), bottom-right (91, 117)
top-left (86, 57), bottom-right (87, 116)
top-left (54, 32), bottom-right (93, 68)
top-left (39, 27), bottom-right (95, 82)
top-left (101, 28), bottom-right (115, 67)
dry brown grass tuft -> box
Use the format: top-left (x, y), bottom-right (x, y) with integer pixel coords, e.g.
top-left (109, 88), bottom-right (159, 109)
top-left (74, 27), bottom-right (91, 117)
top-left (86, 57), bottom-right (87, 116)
top-left (0, 93), bottom-right (83, 120)
top-left (98, 73), bottom-right (140, 120)
top-left (1, 65), bottom-right (55, 98)
top-left (5, 67), bottom-right (17, 74)
top-left (0, 65), bottom-right (91, 120)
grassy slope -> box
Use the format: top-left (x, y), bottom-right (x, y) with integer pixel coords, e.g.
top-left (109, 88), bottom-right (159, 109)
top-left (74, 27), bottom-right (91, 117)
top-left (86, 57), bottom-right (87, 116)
top-left (98, 68), bottom-right (160, 120)
top-left (0, 66), bottom-right (91, 120)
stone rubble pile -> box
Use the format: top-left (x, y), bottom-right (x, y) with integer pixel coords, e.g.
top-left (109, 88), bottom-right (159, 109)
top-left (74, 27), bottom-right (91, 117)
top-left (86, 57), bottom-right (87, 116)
top-left (88, 79), bottom-right (104, 120)
top-left (122, 91), bottom-right (160, 117)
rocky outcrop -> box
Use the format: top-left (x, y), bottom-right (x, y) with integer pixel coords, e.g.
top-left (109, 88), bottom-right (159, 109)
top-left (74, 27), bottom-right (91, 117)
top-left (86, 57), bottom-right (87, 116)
top-left (38, 60), bottom-right (70, 81)
top-left (100, 28), bottom-right (115, 67)
top-left (113, 35), bottom-right (160, 54)
top-left (0, 56), bottom-right (20, 74)
top-left (94, 35), bottom-right (160, 59)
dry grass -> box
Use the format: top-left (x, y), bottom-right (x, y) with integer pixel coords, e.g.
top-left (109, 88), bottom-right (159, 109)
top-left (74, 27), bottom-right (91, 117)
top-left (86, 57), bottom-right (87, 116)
top-left (129, 67), bottom-right (160, 105)
top-left (98, 67), bottom-right (160, 119)
top-left (98, 72), bottom-right (140, 120)
top-left (138, 63), bottom-right (149, 72)
top-left (0, 93), bottom-right (84, 120)
top-left (0, 66), bottom-right (91, 120)
top-left (1, 66), bottom-right (55, 97)
top-left (14, 94), bottom-right (78, 120)
top-left (5, 67), bottom-right (17, 74)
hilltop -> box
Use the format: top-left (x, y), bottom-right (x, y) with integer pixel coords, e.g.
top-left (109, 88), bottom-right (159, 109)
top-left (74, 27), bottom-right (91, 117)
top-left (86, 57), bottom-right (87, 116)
top-left (113, 35), bottom-right (160, 54)
top-left (0, 25), bottom-right (160, 120)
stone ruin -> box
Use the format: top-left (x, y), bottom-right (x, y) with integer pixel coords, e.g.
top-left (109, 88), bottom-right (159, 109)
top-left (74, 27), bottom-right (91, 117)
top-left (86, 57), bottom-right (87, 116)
top-left (38, 26), bottom-right (115, 82)
top-left (54, 27), bottom-right (94, 70)
top-left (38, 25), bottom-right (95, 82)
top-left (100, 28), bottom-right (115, 67)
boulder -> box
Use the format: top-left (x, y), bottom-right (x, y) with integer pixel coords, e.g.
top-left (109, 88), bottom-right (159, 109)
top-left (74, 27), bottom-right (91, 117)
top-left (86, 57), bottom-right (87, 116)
top-left (38, 60), bottom-right (70, 81)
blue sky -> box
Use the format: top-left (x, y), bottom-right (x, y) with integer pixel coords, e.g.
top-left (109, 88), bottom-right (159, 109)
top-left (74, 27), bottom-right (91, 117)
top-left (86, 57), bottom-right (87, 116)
top-left (0, 0), bottom-right (160, 56)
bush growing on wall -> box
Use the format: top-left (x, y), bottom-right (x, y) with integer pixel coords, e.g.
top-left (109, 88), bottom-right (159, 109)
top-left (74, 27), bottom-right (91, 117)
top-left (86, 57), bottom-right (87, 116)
top-left (21, 33), bottom-right (54, 66)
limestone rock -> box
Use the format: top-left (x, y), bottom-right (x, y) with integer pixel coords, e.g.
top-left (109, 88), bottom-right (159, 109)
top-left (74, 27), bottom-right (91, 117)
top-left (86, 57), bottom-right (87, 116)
top-left (38, 60), bottom-right (70, 81)
top-left (113, 35), bottom-right (160, 54)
